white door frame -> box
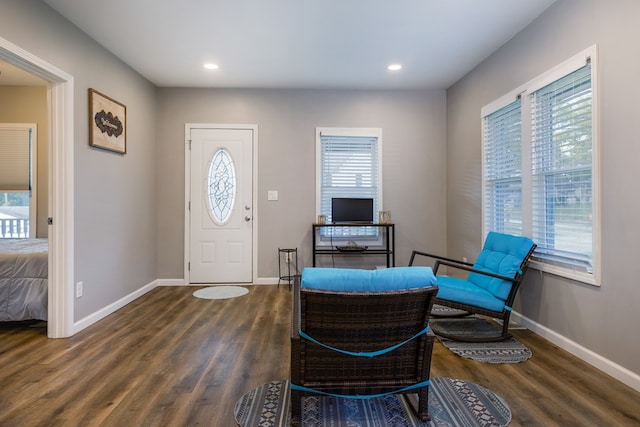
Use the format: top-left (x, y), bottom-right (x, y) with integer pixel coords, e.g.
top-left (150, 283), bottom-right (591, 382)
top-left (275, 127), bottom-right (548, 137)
top-left (0, 37), bottom-right (75, 337)
top-left (184, 124), bottom-right (258, 285)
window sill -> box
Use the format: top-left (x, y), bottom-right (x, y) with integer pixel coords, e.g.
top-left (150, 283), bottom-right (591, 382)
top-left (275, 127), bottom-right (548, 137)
top-left (529, 260), bottom-right (600, 287)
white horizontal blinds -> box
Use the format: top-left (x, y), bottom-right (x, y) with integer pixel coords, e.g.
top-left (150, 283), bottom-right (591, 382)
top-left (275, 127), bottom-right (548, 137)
top-left (0, 128), bottom-right (31, 191)
top-left (320, 134), bottom-right (378, 236)
top-left (483, 99), bottom-right (522, 235)
top-left (531, 63), bottom-right (593, 271)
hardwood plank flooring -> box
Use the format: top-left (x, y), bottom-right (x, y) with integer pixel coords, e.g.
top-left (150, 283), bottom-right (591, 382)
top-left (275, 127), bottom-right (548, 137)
top-left (0, 286), bottom-right (638, 426)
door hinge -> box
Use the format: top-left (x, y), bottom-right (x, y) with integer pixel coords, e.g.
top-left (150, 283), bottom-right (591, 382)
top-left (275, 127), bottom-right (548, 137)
top-left (188, 201), bottom-right (191, 211)
top-left (187, 139), bottom-right (192, 150)
top-left (47, 217), bottom-right (53, 225)
top-left (188, 262), bottom-right (190, 271)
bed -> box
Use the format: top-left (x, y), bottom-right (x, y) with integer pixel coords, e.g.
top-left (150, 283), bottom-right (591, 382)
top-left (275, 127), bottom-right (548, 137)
top-left (0, 238), bottom-right (48, 322)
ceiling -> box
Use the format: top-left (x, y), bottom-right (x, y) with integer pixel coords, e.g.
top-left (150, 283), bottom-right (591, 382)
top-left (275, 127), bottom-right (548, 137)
top-left (10, 1), bottom-right (557, 89)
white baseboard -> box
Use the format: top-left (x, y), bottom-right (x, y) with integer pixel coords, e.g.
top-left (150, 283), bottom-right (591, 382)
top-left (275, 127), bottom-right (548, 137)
top-left (511, 311), bottom-right (640, 392)
top-left (253, 277), bottom-right (280, 285)
top-left (158, 278), bottom-right (279, 286)
top-left (157, 278), bottom-right (186, 286)
top-left (72, 280), bottom-right (159, 334)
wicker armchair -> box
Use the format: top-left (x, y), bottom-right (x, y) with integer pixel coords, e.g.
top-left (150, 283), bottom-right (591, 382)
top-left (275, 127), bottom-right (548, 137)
top-left (409, 231), bottom-right (536, 342)
top-left (290, 267), bottom-right (438, 426)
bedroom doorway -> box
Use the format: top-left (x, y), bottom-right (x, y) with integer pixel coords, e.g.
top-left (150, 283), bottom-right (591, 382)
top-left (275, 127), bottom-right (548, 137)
top-left (0, 124), bottom-right (37, 238)
top-left (185, 124), bottom-right (257, 284)
top-left (0, 37), bottom-right (75, 338)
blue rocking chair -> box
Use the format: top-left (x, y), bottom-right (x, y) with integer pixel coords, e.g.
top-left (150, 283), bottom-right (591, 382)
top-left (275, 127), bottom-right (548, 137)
top-left (409, 232), bottom-right (536, 342)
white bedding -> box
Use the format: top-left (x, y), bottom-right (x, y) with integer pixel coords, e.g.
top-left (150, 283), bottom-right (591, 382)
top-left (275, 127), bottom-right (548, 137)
top-left (0, 238), bottom-right (48, 321)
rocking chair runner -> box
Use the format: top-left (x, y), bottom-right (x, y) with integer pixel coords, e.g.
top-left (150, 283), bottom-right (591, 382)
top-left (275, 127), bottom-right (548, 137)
top-left (409, 231), bottom-right (536, 342)
top-left (290, 267), bottom-right (438, 426)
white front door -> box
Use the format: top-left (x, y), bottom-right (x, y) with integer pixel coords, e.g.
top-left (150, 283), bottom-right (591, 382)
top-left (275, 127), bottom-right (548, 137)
top-left (188, 126), bottom-right (254, 283)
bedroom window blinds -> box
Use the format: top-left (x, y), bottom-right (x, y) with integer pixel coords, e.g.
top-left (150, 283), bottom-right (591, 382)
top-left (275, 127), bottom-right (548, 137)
top-left (0, 126), bottom-right (32, 191)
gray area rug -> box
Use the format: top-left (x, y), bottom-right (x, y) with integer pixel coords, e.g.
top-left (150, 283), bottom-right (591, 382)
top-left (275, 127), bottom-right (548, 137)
top-left (234, 377), bottom-right (511, 426)
top-left (430, 316), bottom-right (532, 363)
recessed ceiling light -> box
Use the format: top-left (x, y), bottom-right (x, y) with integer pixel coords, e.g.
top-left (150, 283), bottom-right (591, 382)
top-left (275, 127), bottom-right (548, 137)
top-left (204, 63), bottom-right (219, 70)
top-left (388, 64), bottom-right (402, 71)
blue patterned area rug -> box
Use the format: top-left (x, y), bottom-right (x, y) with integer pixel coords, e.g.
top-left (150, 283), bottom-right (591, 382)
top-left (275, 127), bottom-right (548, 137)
top-left (234, 378), bottom-right (511, 426)
top-left (430, 317), bottom-right (532, 364)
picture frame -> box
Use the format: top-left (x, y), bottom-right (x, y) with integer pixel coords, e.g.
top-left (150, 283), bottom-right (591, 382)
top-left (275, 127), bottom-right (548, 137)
top-left (89, 88), bottom-right (126, 154)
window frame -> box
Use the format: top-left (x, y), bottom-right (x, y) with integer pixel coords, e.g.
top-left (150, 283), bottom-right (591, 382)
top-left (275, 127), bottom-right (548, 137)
top-left (315, 127), bottom-right (383, 246)
top-left (481, 45), bottom-right (600, 286)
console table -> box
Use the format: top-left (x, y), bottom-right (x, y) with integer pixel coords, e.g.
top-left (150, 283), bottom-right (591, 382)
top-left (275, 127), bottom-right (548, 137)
top-left (312, 223), bottom-right (395, 268)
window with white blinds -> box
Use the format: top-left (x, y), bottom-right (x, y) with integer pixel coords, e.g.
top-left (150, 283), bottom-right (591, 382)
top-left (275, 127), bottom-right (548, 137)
top-left (481, 45), bottom-right (599, 286)
top-left (316, 128), bottom-right (382, 239)
top-left (531, 63), bottom-right (593, 273)
top-left (483, 99), bottom-right (522, 235)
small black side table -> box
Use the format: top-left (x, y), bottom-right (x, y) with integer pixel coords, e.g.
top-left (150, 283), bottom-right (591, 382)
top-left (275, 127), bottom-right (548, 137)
top-left (278, 248), bottom-right (298, 289)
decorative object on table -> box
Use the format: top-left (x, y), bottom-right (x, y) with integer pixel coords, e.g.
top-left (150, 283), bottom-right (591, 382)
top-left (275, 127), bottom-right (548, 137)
top-left (89, 88), bottom-right (126, 154)
top-left (316, 214), bottom-right (326, 224)
top-left (192, 286), bottom-right (248, 300)
top-left (233, 378), bottom-right (511, 427)
top-left (409, 231), bottom-right (536, 342)
top-left (431, 316), bottom-right (532, 363)
top-left (290, 267), bottom-right (438, 425)
top-left (378, 210), bottom-right (392, 224)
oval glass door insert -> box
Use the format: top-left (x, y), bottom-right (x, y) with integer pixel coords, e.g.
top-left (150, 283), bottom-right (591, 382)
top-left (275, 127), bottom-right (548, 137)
top-left (207, 148), bottom-right (236, 225)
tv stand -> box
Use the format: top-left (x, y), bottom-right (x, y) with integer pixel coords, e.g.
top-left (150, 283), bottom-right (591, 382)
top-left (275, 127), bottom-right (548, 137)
top-left (312, 223), bottom-right (395, 268)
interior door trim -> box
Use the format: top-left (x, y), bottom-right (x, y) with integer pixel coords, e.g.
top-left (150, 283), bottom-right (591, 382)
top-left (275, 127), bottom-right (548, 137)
top-left (0, 36), bottom-right (75, 338)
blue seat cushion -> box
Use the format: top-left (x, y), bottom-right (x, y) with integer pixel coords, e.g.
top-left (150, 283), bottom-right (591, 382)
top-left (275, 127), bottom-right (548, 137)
top-left (301, 267), bottom-right (436, 292)
top-left (468, 232), bottom-right (535, 301)
top-left (436, 275), bottom-right (506, 312)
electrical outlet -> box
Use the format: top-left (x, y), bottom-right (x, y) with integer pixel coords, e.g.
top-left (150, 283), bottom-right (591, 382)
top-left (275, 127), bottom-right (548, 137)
top-left (76, 281), bottom-right (83, 298)
top-left (285, 252), bottom-right (291, 263)
top-left (462, 257), bottom-right (468, 263)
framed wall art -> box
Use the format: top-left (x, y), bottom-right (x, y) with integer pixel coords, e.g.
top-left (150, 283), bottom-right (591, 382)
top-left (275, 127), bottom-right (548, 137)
top-left (89, 88), bottom-right (126, 154)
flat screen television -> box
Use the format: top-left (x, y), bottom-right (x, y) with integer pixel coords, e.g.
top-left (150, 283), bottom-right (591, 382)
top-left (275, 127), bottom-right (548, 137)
top-left (331, 198), bottom-right (374, 224)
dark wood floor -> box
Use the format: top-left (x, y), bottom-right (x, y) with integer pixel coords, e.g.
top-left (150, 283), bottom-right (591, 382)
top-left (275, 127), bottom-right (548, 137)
top-left (1, 286), bottom-right (638, 427)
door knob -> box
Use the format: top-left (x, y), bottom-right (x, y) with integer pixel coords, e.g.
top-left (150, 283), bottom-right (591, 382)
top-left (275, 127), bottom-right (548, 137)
top-left (245, 216), bottom-right (251, 222)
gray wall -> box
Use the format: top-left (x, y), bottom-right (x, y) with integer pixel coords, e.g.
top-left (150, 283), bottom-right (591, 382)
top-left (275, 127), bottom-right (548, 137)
top-left (0, 0), bottom-right (158, 321)
top-left (156, 88), bottom-right (447, 279)
top-left (447, 0), bottom-right (640, 374)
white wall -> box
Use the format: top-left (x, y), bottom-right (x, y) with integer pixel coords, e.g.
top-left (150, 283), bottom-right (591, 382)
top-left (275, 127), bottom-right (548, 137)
top-left (0, 0), bottom-right (158, 322)
top-left (447, 0), bottom-right (640, 379)
top-left (156, 88), bottom-right (448, 279)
